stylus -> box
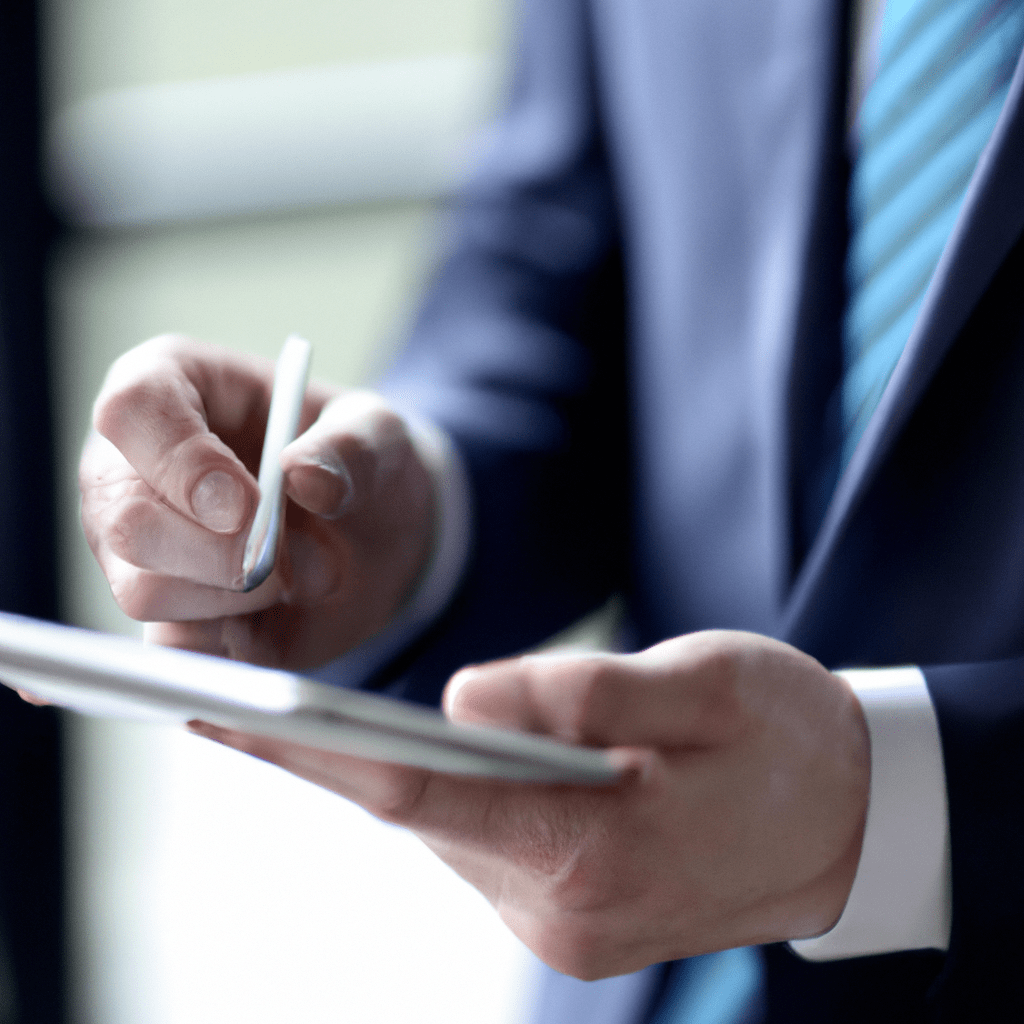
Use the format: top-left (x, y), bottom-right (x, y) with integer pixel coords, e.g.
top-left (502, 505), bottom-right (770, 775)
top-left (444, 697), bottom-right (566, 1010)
top-left (239, 335), bottom-right (313, 592)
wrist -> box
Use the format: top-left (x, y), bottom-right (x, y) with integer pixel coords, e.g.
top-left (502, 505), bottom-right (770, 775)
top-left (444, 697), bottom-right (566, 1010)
top-left (791, 666), bottom-right (951, 960)
top-left (783, 670), bottom-right (871, 943)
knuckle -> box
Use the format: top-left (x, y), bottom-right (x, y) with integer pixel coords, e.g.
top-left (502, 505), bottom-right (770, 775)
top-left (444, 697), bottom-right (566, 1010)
top-left (374, 412), bottom-right (418, 475)
top-left (92, 483), bottom-right (177, 576)
top-left (94, 375), bottom-right (186, 442)
top-left (104, 496), bottom-right (155, 564)
top-left (705, 645), bottom-right (745, 701)
top-left (79, 431), bottom-right (131, 498)
top-left (364, 768), bottom-right (431, 824)
top-left (81, 473), bottom-right (155, 558)
top-left (332, 434), bottom-right (379, 507)
top-left (559, 658), bottom-right (616, 742)
top-left (523, 915), bottom-right (610, 981)
top-left (689, 645), bottom-right (748, 736)
top-left (107, 566), bottom-right (158, 621)
top-left (546, 848), bottom-right (610, 917)
top-left (371, 408), bottom-right (410, 453)
top-left (93, 341), bottom-right (199, 444)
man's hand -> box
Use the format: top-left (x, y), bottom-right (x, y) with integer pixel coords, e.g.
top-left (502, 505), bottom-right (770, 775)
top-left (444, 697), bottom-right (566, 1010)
top-left (188, 630), bottom-right (870, 979)
top-left (80, 335), bottom-right (435, 668)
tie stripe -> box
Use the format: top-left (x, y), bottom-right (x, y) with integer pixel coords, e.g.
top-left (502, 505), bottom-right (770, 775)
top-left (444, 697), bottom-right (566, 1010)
top-left (841, 0), bottom-right (1024, 464)
top-left (862, 0), bottom-right (1009, 153)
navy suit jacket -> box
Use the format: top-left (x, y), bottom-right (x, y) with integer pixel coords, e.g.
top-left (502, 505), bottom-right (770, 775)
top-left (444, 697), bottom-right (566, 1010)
top-left (375, 0), bottom-right (1024, 1018)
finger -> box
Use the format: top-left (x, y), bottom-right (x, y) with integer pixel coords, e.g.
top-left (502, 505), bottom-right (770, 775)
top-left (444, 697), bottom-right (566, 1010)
top-left (146, 618), bottom-right (299, 664)
top-left (97, 549), bottom-right (287, 621)
top-left (443, 637), bottom-right (749, 749)
top-left (84, 425), bottom-right (347, 605)
top-left (186, 721), bottom-right (443, 816)
top-left (185, 722), bottom-right (560, 882)
top-left (81, 437), bottom-right (264, 601)
top-left (91, 337), bottom-right (264, 534)
top-left (101, 488), bottom-right (342, 598)
top-left (99, 487), bottom-right (248, 587)
top-left (186, 722), bottom-right (652, 880)
top-left (281, 391), bottom-right (411, 519)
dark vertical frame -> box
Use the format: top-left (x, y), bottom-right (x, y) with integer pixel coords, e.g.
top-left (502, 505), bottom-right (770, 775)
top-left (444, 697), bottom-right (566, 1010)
top-left (0, 0), bottom-right (67, 1020)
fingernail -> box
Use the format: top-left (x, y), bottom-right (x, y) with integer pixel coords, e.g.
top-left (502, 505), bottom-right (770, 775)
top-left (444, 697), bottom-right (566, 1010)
top-left (191, 470), bottom-right (246, 533)
top-left (294, 456), bottom-right (354, 519)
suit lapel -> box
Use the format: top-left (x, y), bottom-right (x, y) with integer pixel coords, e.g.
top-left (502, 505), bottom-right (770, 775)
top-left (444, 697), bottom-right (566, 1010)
top-left (783, 38), bottom-right (1024, 641)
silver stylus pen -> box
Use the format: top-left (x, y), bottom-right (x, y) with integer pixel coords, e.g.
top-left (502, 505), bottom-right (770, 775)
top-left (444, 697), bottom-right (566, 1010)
top-left (239, 335), bottom-right (313, 592)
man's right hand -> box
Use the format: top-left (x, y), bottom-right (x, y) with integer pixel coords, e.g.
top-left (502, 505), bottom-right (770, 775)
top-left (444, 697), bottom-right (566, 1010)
top-left (79, 335), bottom-right (436, 670)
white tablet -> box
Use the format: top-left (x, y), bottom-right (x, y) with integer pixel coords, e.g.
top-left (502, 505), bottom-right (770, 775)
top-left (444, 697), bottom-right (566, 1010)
top-left (0, 612), bottom-right (619, 785)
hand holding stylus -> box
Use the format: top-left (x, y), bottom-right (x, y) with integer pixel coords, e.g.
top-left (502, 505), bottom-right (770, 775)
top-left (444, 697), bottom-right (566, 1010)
top-left (80, 334), bottom-right (435, 668)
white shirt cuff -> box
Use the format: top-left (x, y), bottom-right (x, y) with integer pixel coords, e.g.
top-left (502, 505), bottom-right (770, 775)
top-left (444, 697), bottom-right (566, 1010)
top-left (790, 666), bottom-right (951, 960)
top-left (309, 417), bottom-right (473, 687)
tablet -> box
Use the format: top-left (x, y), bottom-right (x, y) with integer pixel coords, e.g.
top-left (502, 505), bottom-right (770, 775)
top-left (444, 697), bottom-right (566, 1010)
top-left (0, 612), bottom-right (619, 785)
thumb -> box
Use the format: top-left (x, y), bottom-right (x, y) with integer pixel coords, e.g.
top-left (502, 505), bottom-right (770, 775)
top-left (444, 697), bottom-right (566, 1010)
top-left (442, 652), bottom-right (630, 744)
top-left (282, 391), bottom-right (410, 520)
top-left (442, 638), bottom-right (744, 748)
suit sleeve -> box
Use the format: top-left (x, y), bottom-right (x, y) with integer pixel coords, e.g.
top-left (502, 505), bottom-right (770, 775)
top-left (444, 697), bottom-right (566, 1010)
top-left (918, 659), bottom-right (1024, 1018)
top-left (372, 0), bottom-right (631, 707)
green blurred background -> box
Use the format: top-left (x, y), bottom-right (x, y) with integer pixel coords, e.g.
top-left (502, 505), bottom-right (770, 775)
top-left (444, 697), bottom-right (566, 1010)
top-left (43, 1), bottom-right (542, 1020)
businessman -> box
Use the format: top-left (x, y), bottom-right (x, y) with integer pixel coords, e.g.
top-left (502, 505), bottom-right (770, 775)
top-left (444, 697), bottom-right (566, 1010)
top-left (78, 0), bottom-right (1024, 1019)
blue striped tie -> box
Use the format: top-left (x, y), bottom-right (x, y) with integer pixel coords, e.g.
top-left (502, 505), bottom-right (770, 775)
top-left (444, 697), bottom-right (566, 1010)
top-left (841, 0), bottom-right (1024, 466)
